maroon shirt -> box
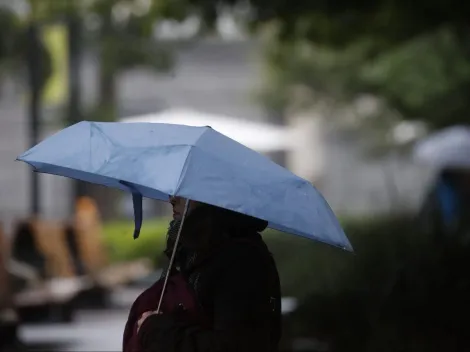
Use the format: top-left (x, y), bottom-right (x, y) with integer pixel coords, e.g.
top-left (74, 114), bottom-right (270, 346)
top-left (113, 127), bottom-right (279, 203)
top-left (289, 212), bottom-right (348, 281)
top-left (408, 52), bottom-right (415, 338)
top-left (123, 273), bottom-right (203, 352)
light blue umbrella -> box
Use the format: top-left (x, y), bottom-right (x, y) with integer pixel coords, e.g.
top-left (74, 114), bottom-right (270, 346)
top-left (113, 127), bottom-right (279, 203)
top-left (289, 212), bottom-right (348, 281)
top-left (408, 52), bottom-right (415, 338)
top-left (17, 121), bottom-right (352, 251)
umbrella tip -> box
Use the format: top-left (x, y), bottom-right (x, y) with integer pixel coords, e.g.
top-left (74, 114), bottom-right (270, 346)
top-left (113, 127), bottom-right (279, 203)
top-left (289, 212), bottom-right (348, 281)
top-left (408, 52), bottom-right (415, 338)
top-left (133, 229), bottom-right (140, 239)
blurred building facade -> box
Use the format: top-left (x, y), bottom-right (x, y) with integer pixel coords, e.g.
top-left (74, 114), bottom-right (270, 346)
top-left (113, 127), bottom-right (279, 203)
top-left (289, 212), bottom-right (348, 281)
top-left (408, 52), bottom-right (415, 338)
top-left (0, 32), bottom-right (432, 227)
top-left (0, 37), bottom-right (268, 225)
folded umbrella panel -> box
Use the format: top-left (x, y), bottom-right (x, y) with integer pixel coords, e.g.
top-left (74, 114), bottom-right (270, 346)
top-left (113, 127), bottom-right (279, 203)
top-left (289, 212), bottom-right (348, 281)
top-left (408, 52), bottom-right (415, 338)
top-left (194, 125), bottom-right (299, 179)
top-left (176, 143), bottom-right (351, 250)
top-left (91, 121), bottom-right (206, 149)
top-left (189, 127), bottom-right (348, 249)
top-left (20, 121), bottom-right (96, 171)
top-left (18, 122), bottom-right (207, 197)
top-left (97, 144), bottom-right (193, 197)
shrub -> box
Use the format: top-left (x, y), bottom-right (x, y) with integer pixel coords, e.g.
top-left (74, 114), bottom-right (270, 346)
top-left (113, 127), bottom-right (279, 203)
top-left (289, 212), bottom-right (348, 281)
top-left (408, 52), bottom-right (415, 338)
top-left (274, 214), bottom-right (417, 348)
top-left (279, 213), bottom-right (470, 351)
top-left (102, 214), bottom-right (408, 301)
top-left (104, 214), bottom-right (470, 351)
top-left (102, 219), bottom-right (170, 265)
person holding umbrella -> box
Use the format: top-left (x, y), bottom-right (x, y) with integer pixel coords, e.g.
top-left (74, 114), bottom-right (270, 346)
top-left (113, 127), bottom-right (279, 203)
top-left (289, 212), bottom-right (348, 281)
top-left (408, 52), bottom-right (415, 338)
top-left (414, 126), bottom-right (470, 243)
top-left (17, 121), bottom-right (352, 352)
top-left (131, 196), bottom-right (282, 352)
top-left (419, 167), bottom-right (470, 242)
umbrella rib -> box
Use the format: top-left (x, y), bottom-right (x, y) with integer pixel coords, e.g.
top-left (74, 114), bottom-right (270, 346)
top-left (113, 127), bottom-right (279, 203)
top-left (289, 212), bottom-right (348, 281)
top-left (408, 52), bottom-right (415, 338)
top-left (173, 129), bottom-right (210, 196)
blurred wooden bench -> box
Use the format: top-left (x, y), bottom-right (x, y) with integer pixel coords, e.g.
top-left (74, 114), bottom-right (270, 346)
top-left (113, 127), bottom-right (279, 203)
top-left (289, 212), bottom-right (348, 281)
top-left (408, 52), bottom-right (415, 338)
top-left (0, 222), bottom-right (15, 317)
top-left (9, 219), bottom-right (86, 322)
top-left (8, 197), bottom-right (152, 317)
top-left (73, 197), bottom-right (152, 288)
top-left (73, 197), bottom-right (108, 277)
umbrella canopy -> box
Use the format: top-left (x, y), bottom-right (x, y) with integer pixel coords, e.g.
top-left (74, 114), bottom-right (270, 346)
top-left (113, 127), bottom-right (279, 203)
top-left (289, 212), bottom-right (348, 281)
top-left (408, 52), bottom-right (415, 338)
top-left (17, 121), bottom-right (352, 251)
top-left (414, 125), bottom-right (470, 170)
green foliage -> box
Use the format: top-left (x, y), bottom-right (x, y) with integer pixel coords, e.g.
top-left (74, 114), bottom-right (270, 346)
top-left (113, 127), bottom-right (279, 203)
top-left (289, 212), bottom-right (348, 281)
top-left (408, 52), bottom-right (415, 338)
top-left (102, 218), bottom-right (170, 264)
top-left (0, 7), bottom-right (52, 95)
top-left (0, 0), bottom-right (183, 122)
top-left (101, 215), bottom-right (408, 299)
top-left (268, 215), bottom-right (416, 300)
top-left (245, 0), bottom-right (470, 131)
top-left (0, 8), bottom-right (21, 61)
top-left (86, 0), bottom-right (177, 72)
top-left (260, 25), bottom-right (470, 130)
top-left (361, 27), bottom-right (470, 128)
top-left (86, 1), bottom-right (180, 122)
top-left (28, 0), bottom-right (82, 21)
top-left (203, 0), bottom-right (467, 49)
top-left (258, 32), bottom-right (375, 111)
top-left (0, 8), bottom-right (23, 82)
top-left (103, 214), bottom-right (470, 350)
top-left (278, 214), bottom-right (470, 351)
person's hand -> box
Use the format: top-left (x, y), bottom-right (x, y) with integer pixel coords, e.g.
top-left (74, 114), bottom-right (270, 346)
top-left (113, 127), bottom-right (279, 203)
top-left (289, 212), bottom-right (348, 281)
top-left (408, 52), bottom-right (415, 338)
top-left (137, 310), bottom-right (161, 333)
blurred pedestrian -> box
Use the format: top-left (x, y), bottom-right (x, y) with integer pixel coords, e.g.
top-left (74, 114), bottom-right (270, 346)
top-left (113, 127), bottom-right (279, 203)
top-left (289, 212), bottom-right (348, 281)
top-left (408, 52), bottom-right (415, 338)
top-left (419, 167), bottom-right (470, 244)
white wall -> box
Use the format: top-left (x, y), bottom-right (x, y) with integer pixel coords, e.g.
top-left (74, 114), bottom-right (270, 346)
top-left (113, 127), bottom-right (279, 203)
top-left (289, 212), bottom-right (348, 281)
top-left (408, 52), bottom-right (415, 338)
top-left (0, 98), bottom-right (72, 232)
top-left (287, 111), bottom-right (325, 182)
top-left (286, 112), bottom-right (432, 217)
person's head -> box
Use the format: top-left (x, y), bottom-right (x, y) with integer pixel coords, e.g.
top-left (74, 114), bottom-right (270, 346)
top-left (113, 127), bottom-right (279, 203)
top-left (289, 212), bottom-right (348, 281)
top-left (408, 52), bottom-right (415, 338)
top-left (169, 196), bottom-right (200, 220)
top-left (166, 196), bottom-right (268, 254)
top-left (167, 196), bottom-right (214, 254)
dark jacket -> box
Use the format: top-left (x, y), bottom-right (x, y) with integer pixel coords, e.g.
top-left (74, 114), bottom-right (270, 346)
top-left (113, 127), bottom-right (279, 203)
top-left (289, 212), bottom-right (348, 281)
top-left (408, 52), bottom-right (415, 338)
top-left (137, 206), bottom-right (282, 352)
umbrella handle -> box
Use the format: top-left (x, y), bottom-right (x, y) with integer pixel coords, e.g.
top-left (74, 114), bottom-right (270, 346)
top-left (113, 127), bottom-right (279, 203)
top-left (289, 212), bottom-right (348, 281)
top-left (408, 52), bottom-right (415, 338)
top-left (156, 198), bottom-right (190, 314)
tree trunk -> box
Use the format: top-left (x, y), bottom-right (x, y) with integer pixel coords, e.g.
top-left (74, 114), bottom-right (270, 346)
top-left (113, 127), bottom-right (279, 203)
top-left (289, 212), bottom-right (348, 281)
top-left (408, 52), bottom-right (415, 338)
top-left (98, 62), bottom-right (117, 122)
top-left (85, 18), bottom-right (120, 221)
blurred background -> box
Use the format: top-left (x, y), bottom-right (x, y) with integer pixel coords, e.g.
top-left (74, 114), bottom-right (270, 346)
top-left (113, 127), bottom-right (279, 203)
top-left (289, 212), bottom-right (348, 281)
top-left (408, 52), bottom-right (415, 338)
top-left (1, 0), bottom-right (469, 351)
